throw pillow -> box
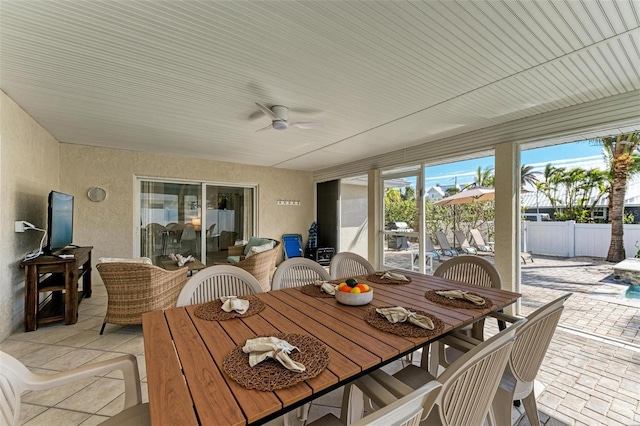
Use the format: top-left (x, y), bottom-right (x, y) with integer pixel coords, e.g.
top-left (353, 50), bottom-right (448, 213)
top-left (243, 237), bottom-right (272, 256)
top-left (245, 241), bottom-right (274, 258)
top-left (98, 257), bottom-right (153, 264)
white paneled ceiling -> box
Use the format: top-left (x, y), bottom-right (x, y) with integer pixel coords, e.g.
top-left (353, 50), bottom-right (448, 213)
top-left (1, 1), bottom-right (639, 171)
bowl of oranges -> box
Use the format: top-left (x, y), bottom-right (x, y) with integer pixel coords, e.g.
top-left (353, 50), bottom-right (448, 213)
top-left (335, 278), bottom-right (373, 306)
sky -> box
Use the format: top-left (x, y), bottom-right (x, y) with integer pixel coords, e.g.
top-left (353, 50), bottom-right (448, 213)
top-left (422, 140), bottom-right (605, 189)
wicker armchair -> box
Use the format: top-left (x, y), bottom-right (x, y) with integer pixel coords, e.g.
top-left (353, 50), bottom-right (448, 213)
top-left (226, 239), bottom-right (281, 292)
top-left (96, 262), bottom-right (188, 334)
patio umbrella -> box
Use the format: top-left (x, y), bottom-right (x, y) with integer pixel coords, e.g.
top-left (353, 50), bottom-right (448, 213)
top-left (434, 187), bottom-right (495, 247)
top-left (434, 187), bottom-right (495, 206)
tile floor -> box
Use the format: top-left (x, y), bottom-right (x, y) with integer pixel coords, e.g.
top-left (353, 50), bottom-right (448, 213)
top-left (3, 255), bottom-right (639, 425)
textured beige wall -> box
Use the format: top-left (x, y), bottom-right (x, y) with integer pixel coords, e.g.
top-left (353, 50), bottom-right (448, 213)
top-left (59, 144), bottom-right (314, 264)
top-left (0, 91), bottom-right (60, 340)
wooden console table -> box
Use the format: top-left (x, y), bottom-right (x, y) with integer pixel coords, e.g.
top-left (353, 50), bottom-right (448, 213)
top-left (21, 246), bottom-right (93, 332)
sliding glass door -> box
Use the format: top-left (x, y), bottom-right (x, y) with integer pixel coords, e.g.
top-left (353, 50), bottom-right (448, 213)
top-left (138, 179), bottom-right (256, 265)
top-left (203, 185), bottom-right (255, 264)
top-left (381, 166), bottom-right (425, 272)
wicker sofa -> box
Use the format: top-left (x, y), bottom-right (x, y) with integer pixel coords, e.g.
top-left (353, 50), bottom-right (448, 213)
top-left (226, 238), bottom-right (281, 291)
top-left (96, 259), bottom-right (188, 334)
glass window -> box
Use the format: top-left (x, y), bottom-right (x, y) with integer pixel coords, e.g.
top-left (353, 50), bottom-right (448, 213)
top-left (138, 179), bottom-right (255, 265)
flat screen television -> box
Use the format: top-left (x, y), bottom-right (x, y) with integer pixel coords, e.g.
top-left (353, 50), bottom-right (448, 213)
top-left (46, 191), bottom-right (74, 254)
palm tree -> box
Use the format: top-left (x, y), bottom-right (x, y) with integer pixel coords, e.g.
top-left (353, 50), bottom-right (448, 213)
top-left (597, 133), bottom-right (639, 262)
top-left (467, 166), bottom-right (494, 188)
top-left (520, 164), bottom-right (539, 188)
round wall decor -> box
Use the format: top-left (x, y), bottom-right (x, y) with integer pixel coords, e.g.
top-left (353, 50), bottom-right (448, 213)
top-left (87, 187), bottom-right (107, 202)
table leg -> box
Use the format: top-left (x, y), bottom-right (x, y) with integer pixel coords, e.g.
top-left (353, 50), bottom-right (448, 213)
top-left (24, 265), bottom-right (39, 331)
top-left (64, 262), bottom-right (78, 324)
top-left (84, 252), bottom-right (92, 298)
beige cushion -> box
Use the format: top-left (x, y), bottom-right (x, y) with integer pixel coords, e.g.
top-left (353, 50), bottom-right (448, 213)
top-left (98, 257), bottom-right (153, 264)
top-left (245, 242), bottom-right (274, 258)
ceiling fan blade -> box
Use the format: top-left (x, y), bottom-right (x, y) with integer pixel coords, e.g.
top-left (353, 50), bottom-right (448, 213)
top-left (289, 107), bottom-right (323, 115)
top-left (255, 102), bottom-right (279, 121)
top-left (255, 123), bottom-right (273, 133)
top-left (248, 110), bottom-right (265, 120)
top-left (290, 121), bottom-right (324, 130)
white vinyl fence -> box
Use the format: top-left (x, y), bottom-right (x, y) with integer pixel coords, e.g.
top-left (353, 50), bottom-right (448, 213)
top-left (523, 221), bottom-right (640, 259)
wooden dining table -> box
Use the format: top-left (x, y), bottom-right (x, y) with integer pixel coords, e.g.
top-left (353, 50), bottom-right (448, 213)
top-left (141, 269), bottom-right (520, 426)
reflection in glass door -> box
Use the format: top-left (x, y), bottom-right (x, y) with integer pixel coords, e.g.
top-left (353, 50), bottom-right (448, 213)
top-left (138, 179), bottom-right (255, 266)
top-left (139, 181), bottom-right (201, 265)
top-left (203, 185), bottom-right (255, 264)
top-left (381, 167), bottom-right (425, 272)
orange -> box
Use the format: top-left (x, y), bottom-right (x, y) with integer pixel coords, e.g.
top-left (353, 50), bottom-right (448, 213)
top-left (340, 285), bottom-right (352, 293)
top-left (337, 282), bottom-right (347, 289)
top-left (355, 284), bottom-right (368, 293)
top-left (349, 287), bottom-right (362, 294)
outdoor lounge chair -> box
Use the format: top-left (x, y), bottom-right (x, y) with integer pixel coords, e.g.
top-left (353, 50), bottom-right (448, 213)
top-left (434, 231), bottom-right (458, 257)
top-left (453, 230), bottom-right (478, 254)
top-left (412, 237), bottom-right (441, 272)
top-left (469, 228), bottom-right (494, 252)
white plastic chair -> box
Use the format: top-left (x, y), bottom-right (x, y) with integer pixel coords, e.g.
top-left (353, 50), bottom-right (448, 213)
top-left (350, 319), bottom-right (525, 426)
top-left (329, 252), bottom-right (375, 280)
top-left (307, 379), bottom-right (441, 426)
top-left (272, 257), bottom-right (331, 290)
top-left (0, 351), bottom-right (147, 426)
top-left (433, 255), bottom-right (502, 340)
top-left (180, 224), bottom-right (199, 256)
top-left (176, 265), bottom-right (263, 306)
top-left (438, 294), bottom-right (571, 426)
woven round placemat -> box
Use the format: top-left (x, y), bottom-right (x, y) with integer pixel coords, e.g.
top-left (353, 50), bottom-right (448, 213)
top-left (223, 333), bottom-right (330, 391)
top-left (365, 272), bottom-right (412, 285)
top-left (364, 306), bottom-right (444, 338)
top-left (299, 284), bottom-right (335, 298)
top-left (424, 290), bottom-right (492, 309)
top-left (194, 295), bottom-right (265, 321)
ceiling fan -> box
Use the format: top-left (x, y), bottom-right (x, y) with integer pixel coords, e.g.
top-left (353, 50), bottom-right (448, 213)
top-left (254, 102), bottom-right (324, 132)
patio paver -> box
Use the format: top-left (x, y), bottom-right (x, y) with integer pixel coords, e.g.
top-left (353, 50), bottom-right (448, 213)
top-left (386, 251), bottom-right (640, 425)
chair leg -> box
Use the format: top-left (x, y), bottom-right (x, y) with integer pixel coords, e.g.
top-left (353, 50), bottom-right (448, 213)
top-left (100, 323), bottom-right (106, 335)
top-left (521, 391), bottom-right (541, 425)
top-left (490, 387), bottom-right (513, 426)
top-left (340, 382), bottom-right (365, 425)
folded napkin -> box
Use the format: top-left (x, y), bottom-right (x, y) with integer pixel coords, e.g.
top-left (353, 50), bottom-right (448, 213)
top-left (381, 271), bottom-right (410, 282)
top-left (242, 337), bottom-right (306, 372)
top-left (174, 254), bottom-right (194, 267)
top-left (436, 289), bottom-right (485, 305)
top-left (220, 296), bottom-right (250, 314)
top-left (376, 307), bottom-right (434, 330)
top-left (314, 280), bottom-right (336, 295)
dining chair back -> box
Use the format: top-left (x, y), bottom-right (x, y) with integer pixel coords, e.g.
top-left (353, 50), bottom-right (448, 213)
top-left (433, 255), bottom-right (501, 341)
top-left (490, 293), bottom-right (571, 426)
top-left (364, 319), bottom-right (525, 426)
top-left (180, 224), bottom-right (199, 256)
top-left (176, 265), bottom-right (263, 306)
top-left (1, 351), bottom-right (147, 426)
top-left (272, 257), bottom-right (331, 290)
top-left (308, 379), bottom-right (441, 426)
top-left (329, 252), bottom-right (375, 280)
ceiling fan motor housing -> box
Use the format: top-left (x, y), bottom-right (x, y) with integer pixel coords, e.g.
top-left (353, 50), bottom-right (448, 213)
top-left (272, 120), bottom-right (288, 130)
